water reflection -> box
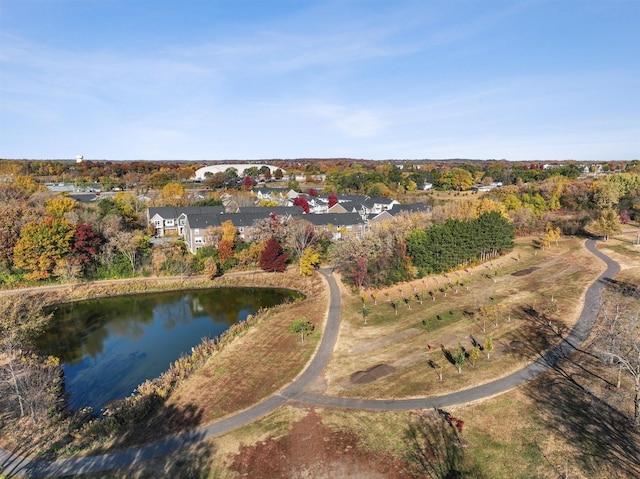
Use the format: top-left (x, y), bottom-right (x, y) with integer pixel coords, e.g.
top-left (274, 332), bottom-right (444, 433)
top-left (36, 287), bottom-right (299, 412)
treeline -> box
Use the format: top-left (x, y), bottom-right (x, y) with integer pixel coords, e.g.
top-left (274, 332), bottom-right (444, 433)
top-left (406, 212), bottom-right (515, 276)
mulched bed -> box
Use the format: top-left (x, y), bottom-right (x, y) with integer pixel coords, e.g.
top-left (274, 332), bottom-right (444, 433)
top-left (350, 364), bottom-right (396, 384)
top-left (512, 266), bottom-right (541, 277)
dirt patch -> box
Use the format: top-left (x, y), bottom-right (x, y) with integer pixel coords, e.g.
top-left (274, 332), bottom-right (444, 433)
top-left (512, 266), bottom-right (541, 276)
top-left (350, 364), bottom-right (396, 384)
top-left (228, 409), bottom-right (412, 479)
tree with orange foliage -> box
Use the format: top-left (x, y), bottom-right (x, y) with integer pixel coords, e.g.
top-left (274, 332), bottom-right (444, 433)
top-left (217, 220), bottom-right (237, 265)
top-left (13, 217), bottom-right (74, 280)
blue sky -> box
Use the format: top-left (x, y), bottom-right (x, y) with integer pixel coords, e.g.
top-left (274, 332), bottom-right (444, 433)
top-left (1, 0), bottom-right (638, 161)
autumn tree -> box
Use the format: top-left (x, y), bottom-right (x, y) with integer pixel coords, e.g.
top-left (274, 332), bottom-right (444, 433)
top-left (259, 236), bottom-right (289, 272)
top-left (204, 256), bottom-right (218, 279)
top-left (71, 222), bottom-right (104, 272)
top-left (44, 196), bottom-right (76, 217)
top-left (242, 175), bottom-right (256, 191)
top-left (484, 336), bottom-right (494, 360)
top-left (0, 204), bottom-right (24, 269)
top-left (469, 345), bottom-right (481, 367)
top-left (13, 217), bottom-right (75, 280)
top-left (299, 247), bottom-right (321, 276)
top-left (159, 182), bottom-right (186, 206)
top-left (446, 167), bottom-right (474, 191)
top-left (328, 193), bottom-right (339, 208)
top-left (217, 220), bottom-right (237, 266)
top-left (593, 180), bottom-right (621, 210)
top-left (592, 208), bottom-right (622, 242)
top-left (286, 218), bottom-right (318, 274)
top-left (293, 196), bottom-right (310, 213)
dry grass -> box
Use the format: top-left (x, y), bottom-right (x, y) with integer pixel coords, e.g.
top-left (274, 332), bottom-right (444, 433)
top-left (322, 236), bottom-right (606, 398)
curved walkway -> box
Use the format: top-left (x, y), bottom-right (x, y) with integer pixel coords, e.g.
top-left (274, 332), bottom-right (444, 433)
top-left (0, 239), bottom-right (619, 478)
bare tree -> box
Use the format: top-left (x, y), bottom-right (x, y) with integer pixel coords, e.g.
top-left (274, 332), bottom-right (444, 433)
top-left (594, 293), bottom-right (640, 426)
top-left (285, 218), bottom-right (317, 273)
top-left (0, 295), bottom-right (61, 424)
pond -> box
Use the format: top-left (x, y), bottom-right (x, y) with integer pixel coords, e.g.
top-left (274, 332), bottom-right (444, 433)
top-left (36, 287), bottom-right (301, 413)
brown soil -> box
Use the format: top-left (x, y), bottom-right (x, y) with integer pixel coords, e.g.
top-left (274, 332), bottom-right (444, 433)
top-left (350, 364), bottom-right (396, 384)
top-left (228, 408), bottom-right (413, 479)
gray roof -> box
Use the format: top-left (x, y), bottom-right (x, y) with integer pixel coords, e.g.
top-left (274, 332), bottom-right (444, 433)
top-left (238, 206), bottom-right (304, 215)
top-left (149, 206), bottom-right (224, 219)
top-left (302, 213), bottom-right (364, 227)
top-left (184, 214), bottom-right (223, 229)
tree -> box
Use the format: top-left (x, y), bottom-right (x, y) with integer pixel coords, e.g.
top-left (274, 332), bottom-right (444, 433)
top-left (453, 344), bottom-right (466, 373)
top-left (594, 293), bottom-right (640, 426)
top-left (328, 193), bottom-right (339, 208)
top-left (286, 218), bottom-right (318, 274)
top-left (109, 231), bottom-right (147, 274)
top-left (242, 175), bottom-right (256, 191)
top-left (352, 256), bottom-right (368, 290)
top-left (204, 256), bottom-right (218, 279)
top-left (593, 180), bottom-right (621, 210)
top-left (446, 168), bottom-right (474, 191)
top-left (71, 222), bottom-right (104, 272)
top-left (592, 208), bottom-right (622, 242)
top-left (0, 204), bottom-right (24, 268)
top-left (299, 247), bottom-right (321, 276)
top-left (44, 196), bottom-right (75, 217)
top-left (469, 345), bottom-right (481, 367)
top-left (159, 182), bottom-right (186, 206)
top-left (13, 217), bottom-right (75, 280)
top-left (217, 220), bottom-right (237, 265)
top-left (293, 196), bottom-right (310, 213)
top-left (484, 336), bottom-right (494, 360)
top-left (0, 295), bottom-right (60, 424)
top-left (259, 236), bottom-right (289, 272)
top-left (289, 318), bottom-right (314, 343)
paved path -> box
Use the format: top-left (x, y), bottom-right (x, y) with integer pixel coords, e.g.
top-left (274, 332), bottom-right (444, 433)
top-left (0, 239), bottom-right (619, 478)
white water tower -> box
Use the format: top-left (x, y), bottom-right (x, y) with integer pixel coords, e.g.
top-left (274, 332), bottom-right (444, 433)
top-left (75, 155), bottom-right (84, 163)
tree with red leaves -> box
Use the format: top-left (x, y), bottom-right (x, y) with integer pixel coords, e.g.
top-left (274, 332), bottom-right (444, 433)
top-left (308, 188), bottom-right (319, 197)
top-left (242, 175), bottom-right (256, 191)
top-left (293, 196), bottom-right (310, 214)
top-left (352, 256), bottom-right (368, 290)
top-left (72, 222), bottom-right (104, 270)
top-left (328, 193), bottom-right (339, 208)
top-left (259, 236), bottom-right (289, 272)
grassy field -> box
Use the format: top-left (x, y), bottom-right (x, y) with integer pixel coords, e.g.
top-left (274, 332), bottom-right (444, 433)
top-left (322, 236), bottom-right (605, 399)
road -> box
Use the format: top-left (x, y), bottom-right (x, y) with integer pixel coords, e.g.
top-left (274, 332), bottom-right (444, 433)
top-left (0, 239), bottom-right (619, 478)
